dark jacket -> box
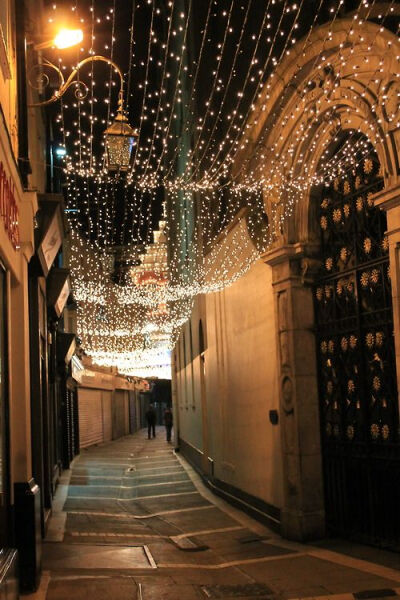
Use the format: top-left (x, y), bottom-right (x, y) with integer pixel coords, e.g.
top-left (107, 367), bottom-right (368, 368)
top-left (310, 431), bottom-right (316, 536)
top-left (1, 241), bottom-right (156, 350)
top-left (145, 408), bottom-right (156, 425)
top-left (164, 409), bottom-right (173, 426)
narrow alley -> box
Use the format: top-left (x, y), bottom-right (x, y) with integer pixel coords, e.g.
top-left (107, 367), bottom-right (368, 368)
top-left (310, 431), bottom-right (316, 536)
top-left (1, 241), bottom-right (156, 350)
top-left (29, 429), bottom-right (400, 600)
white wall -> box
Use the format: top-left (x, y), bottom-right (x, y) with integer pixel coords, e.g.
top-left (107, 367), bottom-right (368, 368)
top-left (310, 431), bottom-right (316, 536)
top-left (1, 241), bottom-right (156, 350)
top-left (175, 301), bottom-right (206, 454)
top-left (175, 259), bottom-right (284, 510)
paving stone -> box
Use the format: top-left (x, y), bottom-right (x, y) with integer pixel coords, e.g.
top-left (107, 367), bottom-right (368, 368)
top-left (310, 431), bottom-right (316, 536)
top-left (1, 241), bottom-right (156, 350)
top-left (193, 531), bottom-right (263, 552)
top-left (119, 481), bottom-right (196, 499)
top-left (239, 556), bottom-right (400, 596)
top-left (140, 583), bottom-right (203, 600)
top-left (279, 585), bottom-right (331, 599)
top-left (214, 541), bottom-right (296, 562)
top-left (170, 535), bottom-right (209, 551)
top-left (145, 540), bottom-right (217, 565)
top-left (132, 575), bottom-right (175, 585)
top-left (43, 543), bottom-right (156, 570)
top-left (69, 477), bottom-right (123, 486)
top-left (354, 590), bottom-right (399, 599)
top-left (335, 581), bottom-right (400, 596)
top-left (238, 534), bottom-right (269, 544)
top-left (46, 577), bottom-right (138, 600)
top-left (162, 507), bottom-right (237, 531)
top-left (170, 568), bottom-right (255, 586)
top-left (130, 493), bottom-right (209, 513)
top-left (66, 513), bottom-right (151, 532)
top-left (67, 485), bottom-right (120, 498)
top-left (42, 431), bottom-right (400, 600)
top-left (199, 583), bottom-right (274, 598)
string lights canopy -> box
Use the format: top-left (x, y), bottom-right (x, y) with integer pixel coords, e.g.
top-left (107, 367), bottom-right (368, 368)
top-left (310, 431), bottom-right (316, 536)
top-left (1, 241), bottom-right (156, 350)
top-left (42, 0), bottom-right (400, 377)
top-left (30, 20), bottom-right (137, 169)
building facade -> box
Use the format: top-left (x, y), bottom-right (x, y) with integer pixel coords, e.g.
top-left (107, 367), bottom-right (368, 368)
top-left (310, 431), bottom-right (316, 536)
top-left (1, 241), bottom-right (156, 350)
top-left (0, 0), bottom-right (44, 591)
top-left (0, 0), bottom-right (82, 593)
top-left (173, 16), bottom-right (400, 547)
top-left (72, 358), bottom-right (147, 449)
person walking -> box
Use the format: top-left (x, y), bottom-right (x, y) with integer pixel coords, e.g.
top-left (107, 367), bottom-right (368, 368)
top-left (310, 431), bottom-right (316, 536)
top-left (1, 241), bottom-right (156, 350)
top-left (164, 406), bottom-right (173, 442)
top-left (145, 404), bottom-right (156, 439)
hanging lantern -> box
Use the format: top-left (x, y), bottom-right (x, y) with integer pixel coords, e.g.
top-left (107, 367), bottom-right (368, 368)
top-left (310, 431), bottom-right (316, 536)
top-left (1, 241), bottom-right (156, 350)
top-left (105, 95), bottom-right (137, 171)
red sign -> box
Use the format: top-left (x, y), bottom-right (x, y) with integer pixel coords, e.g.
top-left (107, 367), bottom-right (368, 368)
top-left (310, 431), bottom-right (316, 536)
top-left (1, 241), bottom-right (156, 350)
top-left (0, 160), bottom-right (20, 250)
top-left (133, 271), bottom-right (168, 286)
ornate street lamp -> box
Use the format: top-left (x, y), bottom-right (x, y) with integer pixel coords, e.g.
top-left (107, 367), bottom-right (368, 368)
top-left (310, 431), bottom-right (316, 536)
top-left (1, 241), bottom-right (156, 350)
top-left (104, 93), bottom-right (138, 172)
top-left (29, 48), bottom-right (137, 172)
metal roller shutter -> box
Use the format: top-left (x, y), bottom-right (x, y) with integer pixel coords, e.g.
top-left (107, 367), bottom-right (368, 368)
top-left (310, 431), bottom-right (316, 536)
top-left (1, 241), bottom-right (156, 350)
top-left (129, 391), bottom-right (136, 433)
top-left (112, 391), bottom-right (125, 440)
top-left (78, 389), bottom-right (103, 448)
top-left (102, 391), bottom-right (112, 442)
top-left (124, 393), bottom-right (130, 435)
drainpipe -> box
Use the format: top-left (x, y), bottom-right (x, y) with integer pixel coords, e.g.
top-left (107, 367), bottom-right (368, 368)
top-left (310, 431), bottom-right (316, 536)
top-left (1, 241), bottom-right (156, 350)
top-left (15, 0), bottom-right (32, 188)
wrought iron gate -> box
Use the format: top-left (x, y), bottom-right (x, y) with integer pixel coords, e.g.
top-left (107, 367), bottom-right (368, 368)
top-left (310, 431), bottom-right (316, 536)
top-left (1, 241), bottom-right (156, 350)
top-left (314, 143), bottom-right (400, 548)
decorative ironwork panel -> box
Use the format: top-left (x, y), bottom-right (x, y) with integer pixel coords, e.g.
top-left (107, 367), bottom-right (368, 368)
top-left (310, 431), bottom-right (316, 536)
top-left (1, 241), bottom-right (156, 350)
top-left (314, 141), bottom-right (400, 546)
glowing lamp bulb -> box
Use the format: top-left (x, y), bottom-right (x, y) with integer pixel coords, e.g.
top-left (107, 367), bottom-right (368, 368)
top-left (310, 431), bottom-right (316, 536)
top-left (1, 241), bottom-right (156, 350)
top-left (53, 28), bottom-right (84, 49)
top-left (55, 146), bottom-right (67, 157)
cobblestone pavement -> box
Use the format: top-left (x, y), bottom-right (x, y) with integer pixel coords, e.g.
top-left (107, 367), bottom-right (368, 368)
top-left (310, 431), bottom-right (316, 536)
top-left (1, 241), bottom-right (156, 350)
top-left (28, 428), bottom-right (400, 600)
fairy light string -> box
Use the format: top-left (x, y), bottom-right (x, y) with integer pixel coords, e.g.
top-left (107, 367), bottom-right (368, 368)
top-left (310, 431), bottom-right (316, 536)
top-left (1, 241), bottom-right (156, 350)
top-left (208, 0), bottom-right (308, 185)
top-left (45, 0), bottom-right (400, 376)
top-left (231, 0), bottom-right (389, 189)
top-left (130, 0), bottom-right (157, 177)
top-left (161, 0), bottom-right (214, 182)
top-left (188, 0), bottom-right (294, 186)
top-left (149, 0), bottom-right (193, 183)
top-left (139, 0), bottom-right (176, 183)
top-left (236, 0), bottom-right (396, 210)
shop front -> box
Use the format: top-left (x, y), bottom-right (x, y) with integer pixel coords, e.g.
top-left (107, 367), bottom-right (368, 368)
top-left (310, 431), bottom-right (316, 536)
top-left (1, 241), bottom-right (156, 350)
top-left (0, 106), bottom-right (39, 593)
top-left (29, 195), bottom-right (74, 535)
top-left (73, 359), bottom-right (147, 449)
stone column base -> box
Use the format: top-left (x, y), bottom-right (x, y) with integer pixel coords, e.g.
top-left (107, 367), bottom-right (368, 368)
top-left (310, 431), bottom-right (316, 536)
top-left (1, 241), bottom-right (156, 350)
top-left (281, 507), bottom-right (325, 541)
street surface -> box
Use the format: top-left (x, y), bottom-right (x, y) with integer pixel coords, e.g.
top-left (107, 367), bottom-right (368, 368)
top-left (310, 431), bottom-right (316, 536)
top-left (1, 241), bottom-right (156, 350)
top-left (28, 428), bottom-right (400, 600)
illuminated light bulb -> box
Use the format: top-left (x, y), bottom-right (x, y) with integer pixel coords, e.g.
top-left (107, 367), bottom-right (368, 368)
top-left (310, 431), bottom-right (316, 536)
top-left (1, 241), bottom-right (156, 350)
top-left (55, 146), bottom-right (67, 157)
top-left (53, 28), bottom-right (84, 49)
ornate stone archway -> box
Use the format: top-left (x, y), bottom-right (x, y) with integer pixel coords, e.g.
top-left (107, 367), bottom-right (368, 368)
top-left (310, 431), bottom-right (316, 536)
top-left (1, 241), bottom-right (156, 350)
top-left (234, 19), bottom-right (400, 540)
top-left (234, 18), bottom-right (400, 245)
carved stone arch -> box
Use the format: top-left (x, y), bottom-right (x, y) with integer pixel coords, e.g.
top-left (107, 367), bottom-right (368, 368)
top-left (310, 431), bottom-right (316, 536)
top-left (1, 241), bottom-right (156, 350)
top-left (235, 18), bottom-right (400, 247)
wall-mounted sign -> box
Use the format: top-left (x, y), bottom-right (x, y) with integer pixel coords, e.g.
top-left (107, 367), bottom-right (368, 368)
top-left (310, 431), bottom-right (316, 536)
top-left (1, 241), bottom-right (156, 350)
top-left (71, 355), bottom-right (84, 383)
top-left (54, 277), bottom-right (70, 318)
top-left (0, 160), bottom-right (20, 250)
top-left (47, 268), bottom-right (71, 318)
top-left (57, 332), bottom-right (76, 365)
top-left (37, 205), bottom-right (63, 276)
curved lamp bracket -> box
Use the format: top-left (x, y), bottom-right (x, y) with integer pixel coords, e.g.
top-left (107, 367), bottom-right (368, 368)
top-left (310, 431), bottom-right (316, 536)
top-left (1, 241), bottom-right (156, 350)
top-left (28, 55), bottom-right (124, 107)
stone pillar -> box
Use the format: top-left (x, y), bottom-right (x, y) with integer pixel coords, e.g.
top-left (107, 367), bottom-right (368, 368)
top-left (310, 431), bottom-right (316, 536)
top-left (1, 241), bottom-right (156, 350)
top-left (375, 181), bottom-right (400, 413)
top-left (264, 244), bottom-right (325, 541)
